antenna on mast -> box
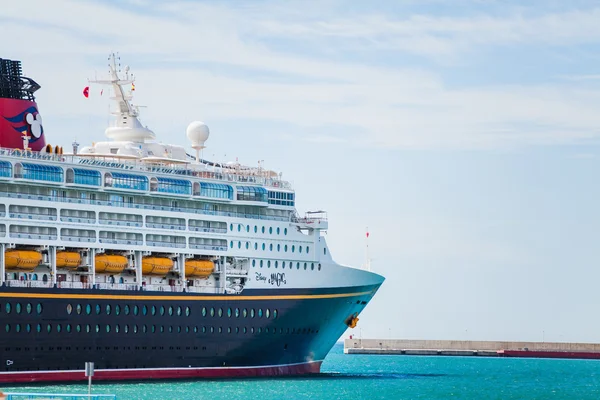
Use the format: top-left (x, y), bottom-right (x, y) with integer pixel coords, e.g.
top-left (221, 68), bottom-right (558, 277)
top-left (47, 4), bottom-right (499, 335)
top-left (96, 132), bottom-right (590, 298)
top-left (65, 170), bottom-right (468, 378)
top-left (365, 228), bottom-right (371, 272)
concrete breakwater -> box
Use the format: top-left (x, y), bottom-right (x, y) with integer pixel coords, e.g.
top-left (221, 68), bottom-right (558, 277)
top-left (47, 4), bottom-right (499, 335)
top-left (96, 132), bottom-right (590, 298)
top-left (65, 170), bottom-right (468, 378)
top-left (344, 339), bottom-right (600, 357)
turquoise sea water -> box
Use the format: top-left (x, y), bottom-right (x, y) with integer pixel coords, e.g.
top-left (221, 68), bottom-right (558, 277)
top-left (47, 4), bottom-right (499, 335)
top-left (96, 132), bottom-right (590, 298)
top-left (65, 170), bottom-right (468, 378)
top-left (3, 343), bottom-right (600, 399)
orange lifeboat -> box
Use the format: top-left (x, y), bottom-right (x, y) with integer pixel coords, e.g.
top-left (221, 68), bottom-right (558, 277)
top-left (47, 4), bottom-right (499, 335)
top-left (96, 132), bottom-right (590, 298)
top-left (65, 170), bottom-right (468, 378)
top-left (56, 251), bottom-right (81, 269)
top-left (95, 254), bottom-right (128, 273)
top-left (142, 257), bottom-right (173, 275)
top-left (4, 250), bottom-right (42, 271)
top-left (185, 260), bottom-right (214, 278)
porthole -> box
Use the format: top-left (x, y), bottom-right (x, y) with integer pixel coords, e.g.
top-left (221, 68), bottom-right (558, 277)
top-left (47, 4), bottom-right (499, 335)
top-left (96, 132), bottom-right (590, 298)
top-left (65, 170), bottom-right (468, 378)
top-left (229, 223), bottom-right (233, 231)
top-left (152, 305), bottom-right (157, 316)
top-left (202, 307), bottom-right (207, 317)
top-left (134, 325), bottom-right (138, 334)
top-left (160, 306), bottom-right (165, 316)
top-left (186, 326), bottom-right (189, 333)
top-left (194, 326), bottom-right (199, 333)
top-left (261, 226), bottom-right (265, 234)
top-left (106, 304), bottom-right (112, 315)
top-left (250, 309), bottom-right (255, 318)
top-left (282, 261), bottom-right (286, 269)
top-left (95, 304), bottom-right (101, 315)
top-left (115, 305), bottom-right (121, 315)
top-left (5, 303), bottom-right (10, 314)
top-left (311, 263), bottom-right (315, 271)
top-left (277, 244), bottom-right (280, 252)
top-left (218, 327), bottom-right (222, 333)
top-left (47, 324), bottom-right (52, 333)
top-left (124, 305), bottom-right (130, 315)
top-left (168, 306), bottom-right (173, 316)
top-left (230, 241), bottom-right (234, 248)
top-left (269, 244), bottom-right (273, 251)
top-left (85, 304), bottom-right (92, 315)
top-left (227, 308), bottom-right (232, 318)
top-left (160, 326), bottom-right (164, 333)
top-left (228, 327), bottom-right (232, 333)
top-left (243, 327), bottom-right (247, 334)
top-left (15, 324), bottom-right (21, 333)
top-left (262, 243), bottom-right (266, 251)
top-left (36, 303), bottom-right (42, 314)
top-left (266, 309), bottom-right (270, 318)
top-left (95, 324), bottom-right (100, 333)
top-left (257, 327), bottom-right (261, 334)
top-left (304, 263), bottom-right (307, 270)
top-left (267, 260), bottom-right (271, 268)
top-left (5, 324), bottom-right (9, 333)
top-left (238, 241), bottom-right (241, 249)
top-left (275, 261), bottom-right (278, 269)
top-left (258, 309), bottom-right (263, 318)
top-left (292, 245), bottom-right (295, 253)
top-left (202, 326), bottom-right (206, 333)
top-left (324, 248), bottom-right (327, 255)
top-left (116, 324), bottom-right (120, 333)
top-left (254, 226), bottom-right (258, 233)
top-left (284, 228), bottom-right (288, 235)
top-left (218, 308), bottom-right (223, 317)
top-left (269, 227), bottom-right (273, 234)
top-left (246, 225), bottom-right (250, 232)
top-left (152, 325), bottom-right (156, 333)
top-left (236, 327), bottom-right (240, 333)
top-left (26, 303), bottom-right (32, 314)
top-left (243, 308), bottom-right (248, 318)
top-left (307, 246), bottom-right (310, 254)
top-left (296, 262), bottom-right (300, 270)
top-left (15, 303), bottom-right (21, 314)
top-left (210, 327), bottom-right (214, 333)
top-left (177, 326), bottom-right (181, 333)
top-left (254, 243), bottom-right (258, 250)
top-left (277, 227), bottom-right (280, 235)
top-left (284, 245), bottom-right (288, 252)
top-left (210, 308), bottom-right (215, 317)
top-left (185, 307), bottom-right (191, 316)
top-left (143, 305), bottom-right (148, 315)
top-left (133, 305), bottom-right (139, 316)
top-left (143, 325), bottom-right (147, 333)
top-left (26, 324), bottom-right (31, 333)
top-left (106, 325), bottom-right (111, 333)
top-left (260, 260), bottom-right (264, 268)
top-left (66, 324), bottom-right (71, 333)
top-left (238, 224), bottom-right (241, 232)
top-left (246, 242), bottom-right (249, 249)
top-left (75, 324), bottom-right (80, 333)
top-left (57, 324), bottom-right (62, 333)
top-left (177, 306), bottom-right (182, 316)
top-left (124, 325), bottom-right (129, 334)
top-left (265, 327), bottom-right (269, 333)
top-left (252, 259), bottom-right (256, 267)
top-left (273, 309), bottom-right (278, 319)
top-left (235, 308), bottom-right (240, 318)
top-left (299, 246), bottom-right (303, 253)
top-left (66, 304), bottom-right (73, 315)
top-left (318, 264), bottom-right (322, 271)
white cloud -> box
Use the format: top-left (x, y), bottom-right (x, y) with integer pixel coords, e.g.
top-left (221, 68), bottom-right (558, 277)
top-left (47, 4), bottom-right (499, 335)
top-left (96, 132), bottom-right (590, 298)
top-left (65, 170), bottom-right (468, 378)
top-left (2, 0), bottom-right (600, 150)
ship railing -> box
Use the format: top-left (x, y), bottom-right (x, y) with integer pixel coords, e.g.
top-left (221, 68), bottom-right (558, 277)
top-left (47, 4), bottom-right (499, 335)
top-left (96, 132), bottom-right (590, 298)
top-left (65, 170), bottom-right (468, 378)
top-left (0, 147), bottom-right (293, 189)
top-left (4, 280), bottom-right (53, 288)
top-left (3, 393), bottom-right (116, 400)
top-left (0, 190), bottom-right (290, 222)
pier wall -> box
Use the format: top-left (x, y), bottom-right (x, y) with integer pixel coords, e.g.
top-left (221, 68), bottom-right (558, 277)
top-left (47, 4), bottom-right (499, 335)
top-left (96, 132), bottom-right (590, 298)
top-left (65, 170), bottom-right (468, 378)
top-left (344, 339), bottom-right (600, 354)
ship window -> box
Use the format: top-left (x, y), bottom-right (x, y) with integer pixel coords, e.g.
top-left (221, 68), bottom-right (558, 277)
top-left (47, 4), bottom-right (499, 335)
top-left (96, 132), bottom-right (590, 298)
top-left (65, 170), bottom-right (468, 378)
top-left (152, 306), bottom-right (157, 316)
top-left (275, 261), bottom-right (278, 268)
top-left (26, 303), bottom-right (32, 314)
top-left (246, 242), bottom-right (249, 249)
top-left (72, 168), bottom-right (101, 186)
top-left (75, 324), bottom-right (81, 333)
top-left (210, 327), bottom-right (214, 333)
top-left (143, 305), bottom-right (148, 315)
top-left (134, 305), bottom-right (139, 316)
top-left (106, 305), bottom-right (111, 315)
top-left (304, 263), bottom-right (307, 270)
top-left (156, 177), bottom-right (192, 195)
top-left (124, 325), bottom-right (129, 334)
top-left (277, 227), bottom-right (280, 235)
top-left (243, 308), bottom-right (248, 318)
top-left (109, 172), bottom-right (148, 191)
top-left (274, 309), bottom-right (278, 319)
top-left (250, 309), bottom-right (255, 318)
top-left (254, 226), bottom-right (257, 233)
top-left (254, 243), bottom-right (258, 250)
top-left (284, 245), bottom-right (288, 252)
top-left (0, 161), bottom-right (12, 178)
top-left (168, 306), bottom-right (173, 316)
top-left (235, 308), bottom-right (240, 318)
top-left (96, 324), bottom-right (100, 333)
top-left (124, 305), bottom-right (130, 315)
top-left (238, 224), bottom-right (241, 232)
top-left (199, 182), bottom-right (233, 200)
top-left (252, 259), bottom-right (256, 267)
top-left (227, 327), bottom-right (231, 333)
top-left (230, 241), bottom-right (234, 248)
top-left (26, 324), bottom-right (31, 333)
top-left (202, 307), bottom-right (207, 317)
top-left (238, 241), bottom-right (241, 249)
top-left (296, 262), bottom-right (300, 270)
top-left (258, 309), bottom-right (263, 318)
top-left (282, 261), bottom-right (285, 269)
top-left (20, 162), bottom-right (64, 182)
top-left (56, 324), bottom-right (62, 333)
top-left (318, 263), bottom-right (322, 271)
top-left (236, 327), bottom-right (240, 334)
top-left (230, 224), bottom-right (233, 231)
top-left (66, 324), bottom-right (71, 333)
top-left (292, 245), bottom-right (295, 253)
top-left (85, 304), bottom-right (91, 315)
top-left (106, 325), bottom-right (111, 333)
top-left (152, 325), bottom-right (156, 333)
top-left (185, 307), bottom-right (190, 317)
top-left (243, 327), bottom-right (247, 334)
top-left (210, 307), bottom-right (215, 317)
top-left (284, 228), bottom-right (288, 235)
top-left (160, 306), bottom-right (165, 316)
top-left (115, 324), bottom-right (120, 333)
top-left (262, 243), bottom-right (266, 251)
top-left (269, 244), bottom-right (273, 251)
top-left (267, 260), bottom-right (271, 268)
top-left (96, 304), bottom-right (101, 315)
top-left (47, 324), bottom-right (52, 333)
top-left (259, 260), bottom-right (264, 268)
top-left (266, 309), bottom-right (270, 318)
top-left (37, 303), bottom-right (43, 314)
top-left (218, 308), bottom-right (223, 317)
top-left (307, 246), bottom-right (310, 254)
top-left (15, 303), bottom-right (21, 314)
top-left (311, 263), bottom-right (315, 271)
top-left (218, 327), bottom-right (222, 333)
top-left (299, 246), bottom-right (303, 253)
top-left (227, 308), bottom-right (232, 318)
top-left (237, 186), bottom-right (267, 202)
top-left (269, 227), bottom-right (273, 234)
top-left (177, 306), bottom-right (182, 316)
top-left (277, 244), bottom-right (281, 252)
top-left (246, 225), bottom-right (250, 232)
top-left (134, 325), bottom-right (138, 334)
top-left (202, 326), bottom-right (206, 333)
top-left (5, 324), bottom-right (9, 333)
top-left (115, 305), bottom-right (121, 315)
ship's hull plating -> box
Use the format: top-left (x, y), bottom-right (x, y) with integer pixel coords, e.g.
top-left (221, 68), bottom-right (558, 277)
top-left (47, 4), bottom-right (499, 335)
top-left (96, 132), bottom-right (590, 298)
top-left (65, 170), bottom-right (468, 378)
top-left (0, 283), bottom-right (380, 383)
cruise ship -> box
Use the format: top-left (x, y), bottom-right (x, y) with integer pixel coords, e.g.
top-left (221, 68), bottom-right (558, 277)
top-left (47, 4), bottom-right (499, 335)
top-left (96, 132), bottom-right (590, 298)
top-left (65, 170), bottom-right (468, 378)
top-left (0, 55), bottom-right (384, 383)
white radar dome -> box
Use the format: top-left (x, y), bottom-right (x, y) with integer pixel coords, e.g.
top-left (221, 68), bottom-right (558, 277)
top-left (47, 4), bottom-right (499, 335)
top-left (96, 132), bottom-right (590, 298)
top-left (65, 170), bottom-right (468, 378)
top-left (186, 121), bottom-right (210, 150)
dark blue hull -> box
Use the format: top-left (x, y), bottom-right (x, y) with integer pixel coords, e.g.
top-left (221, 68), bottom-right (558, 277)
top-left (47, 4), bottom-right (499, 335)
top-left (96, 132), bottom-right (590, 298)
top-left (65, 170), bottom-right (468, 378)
top-left (0, 284), bottom-right (380, 382)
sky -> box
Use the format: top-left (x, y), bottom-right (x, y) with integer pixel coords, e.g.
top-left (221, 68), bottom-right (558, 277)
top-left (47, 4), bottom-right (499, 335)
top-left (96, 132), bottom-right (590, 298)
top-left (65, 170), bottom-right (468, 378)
top-left (3, 0), bottom-right (600, 343)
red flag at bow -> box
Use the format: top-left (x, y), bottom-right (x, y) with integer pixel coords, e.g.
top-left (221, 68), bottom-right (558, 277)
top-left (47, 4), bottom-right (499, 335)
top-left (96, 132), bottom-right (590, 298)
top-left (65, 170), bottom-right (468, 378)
top-left (83, 86), bottom-right (89, 98)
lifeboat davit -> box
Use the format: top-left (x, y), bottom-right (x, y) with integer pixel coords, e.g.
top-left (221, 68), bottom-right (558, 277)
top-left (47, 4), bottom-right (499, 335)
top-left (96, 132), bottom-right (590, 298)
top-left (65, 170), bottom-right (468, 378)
top-left (4, 250), bottom-right (42, 270)
top-left (142, 257), bottom-right (173, 275)
top-left (56, 251), bottom-right (81, 269)
top-left (185, 260), bottom-right (214, 278)
top-left (95, 254), bottom-right (128, 273)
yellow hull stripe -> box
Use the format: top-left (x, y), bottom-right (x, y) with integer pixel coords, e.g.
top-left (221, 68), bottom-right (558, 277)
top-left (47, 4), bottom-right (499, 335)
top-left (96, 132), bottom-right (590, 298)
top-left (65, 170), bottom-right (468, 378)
top-left (0, 290), bottom-right (374, 302)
